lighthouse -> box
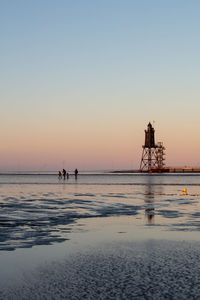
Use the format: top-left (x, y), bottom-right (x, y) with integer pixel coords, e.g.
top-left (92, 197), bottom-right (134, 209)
top-left (140, 123), bottom-right (165, 172)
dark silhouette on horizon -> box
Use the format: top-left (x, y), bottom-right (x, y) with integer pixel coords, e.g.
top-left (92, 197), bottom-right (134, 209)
top-left (74, 168), bottom-right (78, 179)
top-left (62, 169), bottom-right (66, 179)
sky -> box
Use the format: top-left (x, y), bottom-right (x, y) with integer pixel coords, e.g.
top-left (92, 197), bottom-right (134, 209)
top-left (1, 0), bottom-right (200, 171)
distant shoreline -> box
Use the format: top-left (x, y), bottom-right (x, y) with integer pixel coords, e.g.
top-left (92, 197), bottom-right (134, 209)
top-left (1, 169), bottom-right (200, 175)
top-left (110, 169), bottom-right (200, 173)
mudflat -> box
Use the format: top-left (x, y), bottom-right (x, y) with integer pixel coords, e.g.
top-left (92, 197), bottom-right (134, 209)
top-left (0, 173), bottom-right (200, 299)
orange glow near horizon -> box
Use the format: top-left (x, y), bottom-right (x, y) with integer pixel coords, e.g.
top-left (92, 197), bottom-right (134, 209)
top-left (1, 118), bottom-right (200, 171)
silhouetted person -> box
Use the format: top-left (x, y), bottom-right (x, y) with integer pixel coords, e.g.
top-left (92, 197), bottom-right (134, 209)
top-left (74, 168), bottom-right (78, 179)
top-left (63, 169), bottom-right (66, 179)
top-left (67, 172), bottom-right (69, 179)
top-left (58, 171), bottom-right (62, 179)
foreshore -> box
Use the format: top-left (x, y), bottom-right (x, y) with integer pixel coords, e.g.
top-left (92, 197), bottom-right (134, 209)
top-left (1, 222), bottom-right (200, 299)
top-left (1, 173), bottom-right (200, 299)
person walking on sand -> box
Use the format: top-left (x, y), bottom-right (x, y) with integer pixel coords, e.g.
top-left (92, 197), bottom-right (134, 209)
top-left (62, 169), bottom-right (66, 179)
top-left (74, 168), bottom-right (78, 179)
top-left (58, 171), bottom-right (62, 179)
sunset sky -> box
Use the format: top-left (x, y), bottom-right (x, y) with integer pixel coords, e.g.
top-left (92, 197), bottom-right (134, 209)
top-left (1, 1), bottom-right (200, 171)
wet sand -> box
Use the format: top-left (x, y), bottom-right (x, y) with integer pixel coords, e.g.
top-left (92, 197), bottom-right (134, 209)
top-left (1, 239), bottom-right (200, 299)
top-left (1, 214), bottom-right (200, 300)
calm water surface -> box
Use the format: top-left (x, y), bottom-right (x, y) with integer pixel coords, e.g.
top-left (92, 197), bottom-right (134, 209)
top-left (0, 173), bottom-right (200, 251)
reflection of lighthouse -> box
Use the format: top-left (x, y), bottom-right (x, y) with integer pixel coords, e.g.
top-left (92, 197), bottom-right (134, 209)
top-left (140, 123), bottom-right (166, 172)
top-left (144, 178), bottom-right (155, 224)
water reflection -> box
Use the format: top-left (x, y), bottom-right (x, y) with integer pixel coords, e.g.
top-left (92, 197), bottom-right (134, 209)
top-left (144, 176), bottom-right (155, 224)
top-left (145, 186), bottom-right (155, 224)
top-left (144, 175), bottom-right (164, 224)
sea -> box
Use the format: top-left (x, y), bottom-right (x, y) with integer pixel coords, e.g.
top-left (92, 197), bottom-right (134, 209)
top-left (1, 172), bottom-right (200, 299)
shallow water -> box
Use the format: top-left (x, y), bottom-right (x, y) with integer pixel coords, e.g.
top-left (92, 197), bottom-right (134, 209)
top-left (0, 173), bottom-right (200, 251)
top-left (1, 173), bottom-right (200, 299)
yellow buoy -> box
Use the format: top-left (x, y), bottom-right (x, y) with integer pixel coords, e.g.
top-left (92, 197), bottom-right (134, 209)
top-left (183, 188), bottom-right (187, 195)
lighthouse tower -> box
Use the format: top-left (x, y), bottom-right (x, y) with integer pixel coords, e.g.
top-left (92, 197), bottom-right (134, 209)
top-left (140, 123), bottom-right (165, 172)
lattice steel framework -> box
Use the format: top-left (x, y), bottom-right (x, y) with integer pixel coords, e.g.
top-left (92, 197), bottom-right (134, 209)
top-left (140, 147), bottom-right (158, 171)
top-left (155, 142), bottom-right (165, 169)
